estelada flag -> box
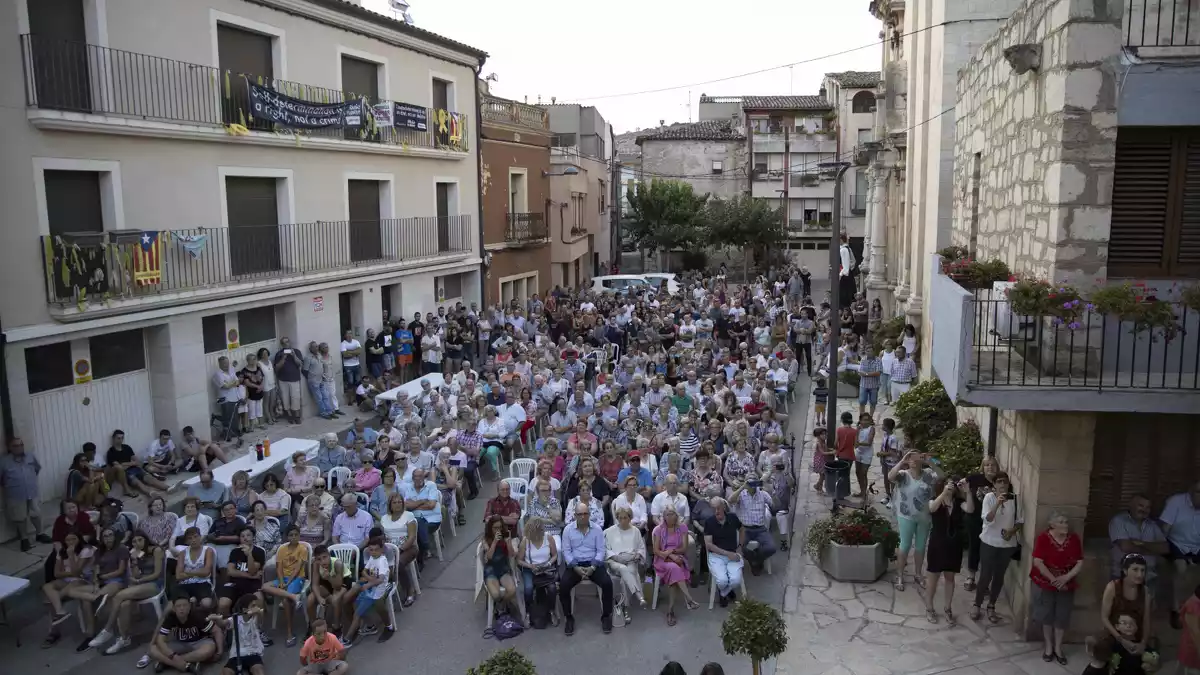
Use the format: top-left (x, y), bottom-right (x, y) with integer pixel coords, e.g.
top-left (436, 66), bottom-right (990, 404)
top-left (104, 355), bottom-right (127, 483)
top-left (133, 231), bottom-right (162, 285)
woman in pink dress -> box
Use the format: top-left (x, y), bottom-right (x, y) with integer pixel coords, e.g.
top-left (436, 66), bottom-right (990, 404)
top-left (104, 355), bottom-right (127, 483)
top-left (653, 506), bottom-right (701, 626)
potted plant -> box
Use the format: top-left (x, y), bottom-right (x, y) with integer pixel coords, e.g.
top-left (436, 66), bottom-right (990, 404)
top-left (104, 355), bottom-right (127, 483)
top-left (1090, 283), bottom-right (1181, 341)
top-left (467, 648), bottom-right (536, 675)
top-left (1183, 284), bottom-right (1200, 313)
top-left (838, 369), bottom-right (861, 395)
top-left (1004, 278), bottom-right (1086, 329)
top-left (720, 598), bottom-right (788, 675)
top-left (805, 507), bottom-right (898, 582)
top-left (927, 419), bottom-right (985, 479)
top-left (893, 378), bottom-right (957, 450)
top-left (941, 258), bottom-right (1012, 290)
top-left (936, 245), bottom-right (969, 262)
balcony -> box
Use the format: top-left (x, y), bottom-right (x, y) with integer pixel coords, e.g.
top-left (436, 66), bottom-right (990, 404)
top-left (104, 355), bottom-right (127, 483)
top-left (850, 193), bottom-right (867, 215)
top-left (752, 132), bottom-right (837, 154)
top-left (1124, 0), bottom-right (1200, 55)
top-left (505, 213), bottom-right (549, 245)
top-left (41, 216), bottom-right (474, 316)
top-left (19, 35), bottom-right (469, 156)
top-left (928, 256), bottom-right (1200, 414)
top-left (482, 97), bottom-right (548, 131)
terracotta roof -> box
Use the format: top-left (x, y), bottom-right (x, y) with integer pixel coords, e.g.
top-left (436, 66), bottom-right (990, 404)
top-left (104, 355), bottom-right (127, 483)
top-left (305, 0), bottom-right (488, 60)
top-left (635, 119), bottom-right (744, 144)
top-left (826, 71), bottom-right (882, 88)
top-left (741, 95), bottom-right (832, 111)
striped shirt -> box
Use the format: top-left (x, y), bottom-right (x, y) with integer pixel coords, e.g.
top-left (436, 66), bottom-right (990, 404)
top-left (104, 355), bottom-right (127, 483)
top-left (736, 489), bottom-right (774, 528)
top-left (858, 357), bottom-right (883, 390)
top-left (889, 358), bottom-right (918, 384)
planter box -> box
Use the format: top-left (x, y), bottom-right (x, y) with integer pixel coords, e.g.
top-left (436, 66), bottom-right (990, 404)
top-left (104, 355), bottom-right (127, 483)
top-left (819, 542), bottom-right (887, 583)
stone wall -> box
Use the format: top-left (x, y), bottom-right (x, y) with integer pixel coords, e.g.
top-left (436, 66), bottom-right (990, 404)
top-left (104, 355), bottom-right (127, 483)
top-left (951, 0), bottom-right (1123, 287)
top-left (639, 138), bottom-right (747, 200)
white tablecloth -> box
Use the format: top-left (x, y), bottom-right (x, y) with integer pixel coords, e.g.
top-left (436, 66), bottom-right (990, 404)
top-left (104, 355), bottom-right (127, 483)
top-left (0, 574), bottom-right (29, 602)
top-left (374, 372), bottom-right (445, 406)
top-left (182, 437), bottom-right (318, 488)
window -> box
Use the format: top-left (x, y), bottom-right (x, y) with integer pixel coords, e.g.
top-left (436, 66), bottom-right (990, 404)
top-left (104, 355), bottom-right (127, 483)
top-left (341, 56), bottom-right (379, 100)
top-left (225, 176), bottom-right (282, 276)
top-left (551, 133), bottom-right (577, 147)
top-left (44, 170), bottom-right (103, 237)
top-left (436, 273), bottom-right (463, 301)
top-left (598, 179), bottom-right (606, 214)
top-left (202, 315), bottom-right (226, 354)
top-left (1108, 128), bottom-right (1200, 277)
top-left (217, 24), bottom-right (274, 130)
top-left (237, 305), bottom-right (276, 345)
top-left (347, 179), bottom-right (384, 262)
top-left (816, 242), bottom-right (830, 250)
top-left (508, 171), bottom-right (528, 213)
top-left (90, 329), bottom-right (146, 379)
top-left (753, 161), bottom-right (768, 179)
top-left (857, 128), bottom-right (873, 144)
top-left (432, 77), bottom-right (451, 112)
top-left (851, 91), bottom-right (876, 113)
top-left (712, 160), bottom-right (724, 175)
top-left (26, 341), bottom-right (73, 394)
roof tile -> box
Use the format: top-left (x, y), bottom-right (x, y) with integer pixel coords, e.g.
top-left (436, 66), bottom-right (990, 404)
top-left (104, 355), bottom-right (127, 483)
top-left (741, 95), bottom-right (832, 110)
top-left (635, 119), bottom-right (744, 144)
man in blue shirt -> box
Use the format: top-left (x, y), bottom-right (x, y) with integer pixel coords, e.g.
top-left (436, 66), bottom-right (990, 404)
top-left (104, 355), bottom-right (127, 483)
top-left (616, 452), bottom-right (655, 500)
top-left (401, 469), bottom-right (442, 564)
top-left (0, 438), bottom-right (49, 551)
top-left (559, 502), bottom-right (615, 635)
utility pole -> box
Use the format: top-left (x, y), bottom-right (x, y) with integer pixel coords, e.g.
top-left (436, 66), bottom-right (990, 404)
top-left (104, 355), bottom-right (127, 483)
top-left (782, 126), bottom-right (790, 236)
top-left (825, 161), bottom-right (853, 437)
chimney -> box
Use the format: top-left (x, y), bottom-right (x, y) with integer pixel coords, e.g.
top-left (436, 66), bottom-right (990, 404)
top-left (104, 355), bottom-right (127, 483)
top-left (659, 119), bottom-right (665, 127)
top-left (819, 84), bottom-right (827, 99)
top-left (551, 96), bottom-right (557, 104)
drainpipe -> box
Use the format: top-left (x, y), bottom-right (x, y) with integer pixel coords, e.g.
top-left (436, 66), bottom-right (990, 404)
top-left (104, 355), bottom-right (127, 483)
top-left (987, 407), bottom-right (998, 457)
top-left (473, 60), bottom-right (486, 305)
top-left (0, 317), bottom-right (13, 441)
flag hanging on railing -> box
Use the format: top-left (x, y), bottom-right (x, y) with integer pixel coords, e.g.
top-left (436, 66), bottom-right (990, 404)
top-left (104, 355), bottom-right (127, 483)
top-left (172, 232), bottom-right (208, 260)
top-left (133, 231), bottom-right (163, 286)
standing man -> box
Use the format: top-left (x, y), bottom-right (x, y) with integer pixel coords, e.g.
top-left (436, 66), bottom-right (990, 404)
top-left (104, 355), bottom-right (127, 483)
top-left (339, 330), bottom-right (362, 396)
top-left (0, 438), bottom-right (50, 551)
top-left (838, 234), bottom-right (857, 311)
top-left (273, 337), bottom-right (304, 424)
top-left (212, 356), bottom-right (242, 444)
top-left (856, 346), bottom-right (883, 418)
top-left (787, 271), bottom-right (803, 313)
top-left (888, 346), bottom-right (917, 403)
top-left (304, 342), bottom-right (334, 420)
top-left (318, 343), bottom-right (344, 418)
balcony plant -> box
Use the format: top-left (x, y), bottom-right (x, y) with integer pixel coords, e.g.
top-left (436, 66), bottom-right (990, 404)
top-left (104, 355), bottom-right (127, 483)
top-left (893, 378), bottom-right (957, 451)
top-left (467, 648), bottom-right (536, 675)
top-left (936, 245), bottom-right (970, 262)
top-left (1183, 284), bottom-right (1200, 313)
top-left (720, 598), bottom-right (788, 675)
top-left (1004, 278), bottom-right (1086, 329)
top-left (1090, 283), bottom-right (1181, 341)
top-left (927, 419), bottom-right (985, 480)
top-left (941, 257), bottom-right (1012, 290)
top-left (805, 507), bottom-right (898, 582)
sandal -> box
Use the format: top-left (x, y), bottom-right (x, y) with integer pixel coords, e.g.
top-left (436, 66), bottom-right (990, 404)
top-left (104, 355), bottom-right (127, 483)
top-left (1056, 654), bottom-right (1068, 666)
top-left (968, 605), bottom-right (981, 621)
top-left (667, 611), bottom-right (677, 626)
top-left (986, 605), bottom-right (1000, 624)
top-left (685, 599), bottom-right (701, 611)
top-left (944, 607), bottom-right (956, 626)
top-left (1042, 652), bottom-right (1055, 663)
top-left (963, 578), bottom-right (977, 592)
top-left (926, 609), bottom-right (940, 624)
top-left (893, 575), bottom-right (905, 591)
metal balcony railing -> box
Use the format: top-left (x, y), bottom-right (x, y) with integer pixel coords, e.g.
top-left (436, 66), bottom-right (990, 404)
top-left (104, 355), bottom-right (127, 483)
top-left (482, 96), bottom-right (548, 130)
top-left (1124, 0), bottom-right (1198, 50)
top-left (41, 216), bottom-right (473, 307)
top-left (505, 212), bottom-right (548, 243)
top-left (19, 35), bottom-right (469, 151)
top-left (850, 194), bottom-right (868, 214)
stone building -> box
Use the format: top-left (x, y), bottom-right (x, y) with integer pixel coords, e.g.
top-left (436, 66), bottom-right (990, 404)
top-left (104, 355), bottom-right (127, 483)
top-left (636, 119), bottom-right (747, 200)
top-left (930, 0), bottom-right (1200, 639)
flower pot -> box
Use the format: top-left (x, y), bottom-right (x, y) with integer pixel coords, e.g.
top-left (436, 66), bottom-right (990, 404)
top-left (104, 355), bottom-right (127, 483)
top-left (819, 542), bottom-right (887, 583)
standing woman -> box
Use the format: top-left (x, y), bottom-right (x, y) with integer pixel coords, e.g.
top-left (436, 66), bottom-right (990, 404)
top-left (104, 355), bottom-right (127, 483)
top-left (868, 298), bottom-right (883, 338)
top-left (963, 457), bottom-right (1000, 592)
top-left (852, 413), bottom-right (876, 500)
top-left (256, 347), bottom-right (278, 425)
top-left (886, 451), bottom-right (939, 591)
top-left (924, 477), bottom-right (975, 624)
top-left (971, 472), bottom-right (1022, 623)
top-left (1031, 511), bottom-right (1084, 664)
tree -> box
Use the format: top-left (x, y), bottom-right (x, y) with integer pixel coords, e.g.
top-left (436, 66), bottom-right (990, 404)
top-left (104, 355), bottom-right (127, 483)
top-left (625, 179), bottom-right (709, 270)
top-left (704, 194), bottom-right (785, 279)
top-left (466, 648), bottom-right (536, 675)
top-left (720, 598), bottom-right (788, 675)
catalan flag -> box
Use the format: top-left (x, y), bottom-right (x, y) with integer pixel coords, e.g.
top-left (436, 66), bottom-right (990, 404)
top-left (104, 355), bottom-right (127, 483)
top-left (133, 231), bottom-right (162, 286)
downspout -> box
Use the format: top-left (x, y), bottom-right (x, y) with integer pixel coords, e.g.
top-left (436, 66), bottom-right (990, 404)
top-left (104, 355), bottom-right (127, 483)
top-left (987, 407), bottom-right (998, 457)
top-left (473, 59), bottom-right (486, 305)
top-left (0, 317), bottom-right (13, 441)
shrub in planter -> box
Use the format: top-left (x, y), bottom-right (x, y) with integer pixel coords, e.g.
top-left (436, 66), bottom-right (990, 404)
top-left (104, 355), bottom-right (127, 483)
top-left (1183, 285), bottom-right (1200, 313)
top-left (927, 419), bottom-right (985, 479)
top-left (871, 316), bottom-right (906, 353)
top-left (1091, 283), bottom-right (1181, 341)
top-left (720, 598), bottom-right (788, 675)
top-left (1005, 278), bottom-right (1086, 329)
top-left (947, 258), bottom-right (1011, 289)
top-left (893, 378), bottom-right (957, 451)
top-left (467, 648), bottom-right (537, 675)
top-left (936, 245), bottom-right (969, 262)
top-left (839, 369), bottom-right (861, 389)
top-left (804, 507), bottom-right (899, 562)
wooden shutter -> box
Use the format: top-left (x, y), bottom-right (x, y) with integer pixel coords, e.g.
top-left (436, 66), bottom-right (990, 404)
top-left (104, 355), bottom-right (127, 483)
top-left (1109, 130), bottom-right (1173, 277)
top-left (1176, 136), bottom-right (1200, 275)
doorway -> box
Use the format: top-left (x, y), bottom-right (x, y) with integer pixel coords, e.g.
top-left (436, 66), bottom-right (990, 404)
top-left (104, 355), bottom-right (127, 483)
top-left (338, 293), bottom-right (352, 337)
top-left (27, 0), bottom-right (91, 111)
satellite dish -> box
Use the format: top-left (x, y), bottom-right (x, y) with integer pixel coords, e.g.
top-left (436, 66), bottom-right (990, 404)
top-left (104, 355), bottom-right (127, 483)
top-left (388, 0), bottom-right (414, 24)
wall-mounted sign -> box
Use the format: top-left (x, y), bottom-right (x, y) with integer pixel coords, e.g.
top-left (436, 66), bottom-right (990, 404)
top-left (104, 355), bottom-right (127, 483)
top-left (74, 359), bottom-right (92, 385)
top-left (313, 296), bottom-right (324, 312)
top-left (227, 328), bottom-right (239, 350)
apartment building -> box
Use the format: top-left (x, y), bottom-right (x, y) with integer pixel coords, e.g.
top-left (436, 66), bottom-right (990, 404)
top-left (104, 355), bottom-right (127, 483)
top-left (923, 0), bottom-right (1200, 639)
top-left (821, 71), bottom-right (881, 270)
top-left (546, 104), bottom-right (616, 288)
top-left (2, 0), bottom-right (485, 505)
top-left (479, 85), bottom-right (552, 306)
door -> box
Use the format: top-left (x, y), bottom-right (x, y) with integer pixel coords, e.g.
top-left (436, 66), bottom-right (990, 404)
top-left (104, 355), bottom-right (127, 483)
top-left (347, 180), bottom-right (383, 262)
top-left (217, 24), bottom-right (273, 131)
top-left (340, 56), bottom-right (378, 141)
top-left (436, 182), bottom-right (451, 253)
top-left (432, 78), bottom-right (450, 145)
top-left (225, 177), bottom-right (281, 277)
top-left (44, 170), bottom-right (107, 299)
top-left (26, 0), bottom-right (90, 111)
top-left (338, 292), bottom-right (353, 336)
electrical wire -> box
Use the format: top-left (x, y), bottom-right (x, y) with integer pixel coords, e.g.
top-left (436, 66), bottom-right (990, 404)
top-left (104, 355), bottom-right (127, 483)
top-left (563, 18), bottom-right (1008, 103)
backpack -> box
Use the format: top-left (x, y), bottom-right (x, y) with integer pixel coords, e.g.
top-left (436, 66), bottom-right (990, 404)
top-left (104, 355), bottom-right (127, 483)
top-left (483, 612), bottom-right (524, 640)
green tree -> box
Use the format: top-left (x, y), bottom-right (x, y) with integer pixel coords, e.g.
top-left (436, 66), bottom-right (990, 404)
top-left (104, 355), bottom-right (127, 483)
top-left (624, 179), bottom-right (709, 270)
top-left (704, 194), bottom-right (785, 279)
top-left (721, 598), bottom-right (788, 675)
top-left (466, 648), bottom-right (536, 675)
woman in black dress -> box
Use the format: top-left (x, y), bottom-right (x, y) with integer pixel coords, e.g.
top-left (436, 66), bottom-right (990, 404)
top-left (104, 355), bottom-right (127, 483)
top-left (924, 477), bottom-right (975, 625)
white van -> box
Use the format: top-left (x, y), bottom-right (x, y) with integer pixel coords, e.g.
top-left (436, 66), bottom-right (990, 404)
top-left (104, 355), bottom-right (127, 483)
top-left (641, 273), bottom-right (681, 296)
top-left (590, 275), bottom-right (652, 295)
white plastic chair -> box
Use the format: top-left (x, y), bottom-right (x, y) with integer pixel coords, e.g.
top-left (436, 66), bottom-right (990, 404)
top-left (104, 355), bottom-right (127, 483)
top-left (383, 543), bottom-right (404, 628)
top-left (707, 554), bottom-right (748, 610)
top-left (509, 458), bottom-right (536, 479)
top-left (651, 532), bottom-right (688, 610)
top-left (353, 492), bottom-right (370, 510)
top-left (271, 541), bottom-right (313, 630)
top-left (328, 544), bottom-right (360, 581)
top-left (501, 477), bottom-right (529, 503)
top-left (327, 467), bottom-right (351, 491)
top-left (120, 511), bottom-right (140, 529)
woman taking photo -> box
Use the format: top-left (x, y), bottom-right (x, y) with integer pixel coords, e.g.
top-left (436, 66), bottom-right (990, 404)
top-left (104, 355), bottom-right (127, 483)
top-left (40, 531), bottom-right (95, 649)
top-left (1031, 511), bottom-right (1083, 664)
top-left (963, 457), bottom-right (1000, 592)
top-left (886, 451), bottom-right (939, 591)
top-left (971, 472), bottom-right (1022, 623)
top-left (481, 515), bottom-right (518, 619)
top-left (924, 477), bottom-right (974, 624)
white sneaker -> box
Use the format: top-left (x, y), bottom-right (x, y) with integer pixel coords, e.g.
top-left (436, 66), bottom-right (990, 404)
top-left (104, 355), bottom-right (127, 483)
top-left (746, 541), bottom-right (761, 551)
top-left (104, 636), bottom-right (132, 655)
top-left (88, 629), bottom-right (113, 648)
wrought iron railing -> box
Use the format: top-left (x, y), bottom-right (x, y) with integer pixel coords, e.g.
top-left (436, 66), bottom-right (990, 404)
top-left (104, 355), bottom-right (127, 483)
top-left (850, 193), bottom-right (868, 214)
top-left (41, 216), bottom-right (473, 307)
top-left (969, 288), bottom-right (1200, 390)
top-left (1124, 0), bottom-right (1197, 50)
top-left (482, 96), bottom-right (548, 130)
top-left (19, 35), bottom-right (469, 151)
top-left (505, 213), bottom-right (548, 243)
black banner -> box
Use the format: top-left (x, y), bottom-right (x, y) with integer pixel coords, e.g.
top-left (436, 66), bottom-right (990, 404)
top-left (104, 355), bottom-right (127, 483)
top-left (248, 83), bottom-right (366, 129)
top-left (393, 102), bottom-right (428, 131)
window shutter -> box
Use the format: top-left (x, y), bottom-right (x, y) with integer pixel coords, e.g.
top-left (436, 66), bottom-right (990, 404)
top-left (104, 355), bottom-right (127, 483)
top-left (1109, 131), bottom-right (1173, 277)
top-left (1176, 136), bottom-right (1200, 274)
